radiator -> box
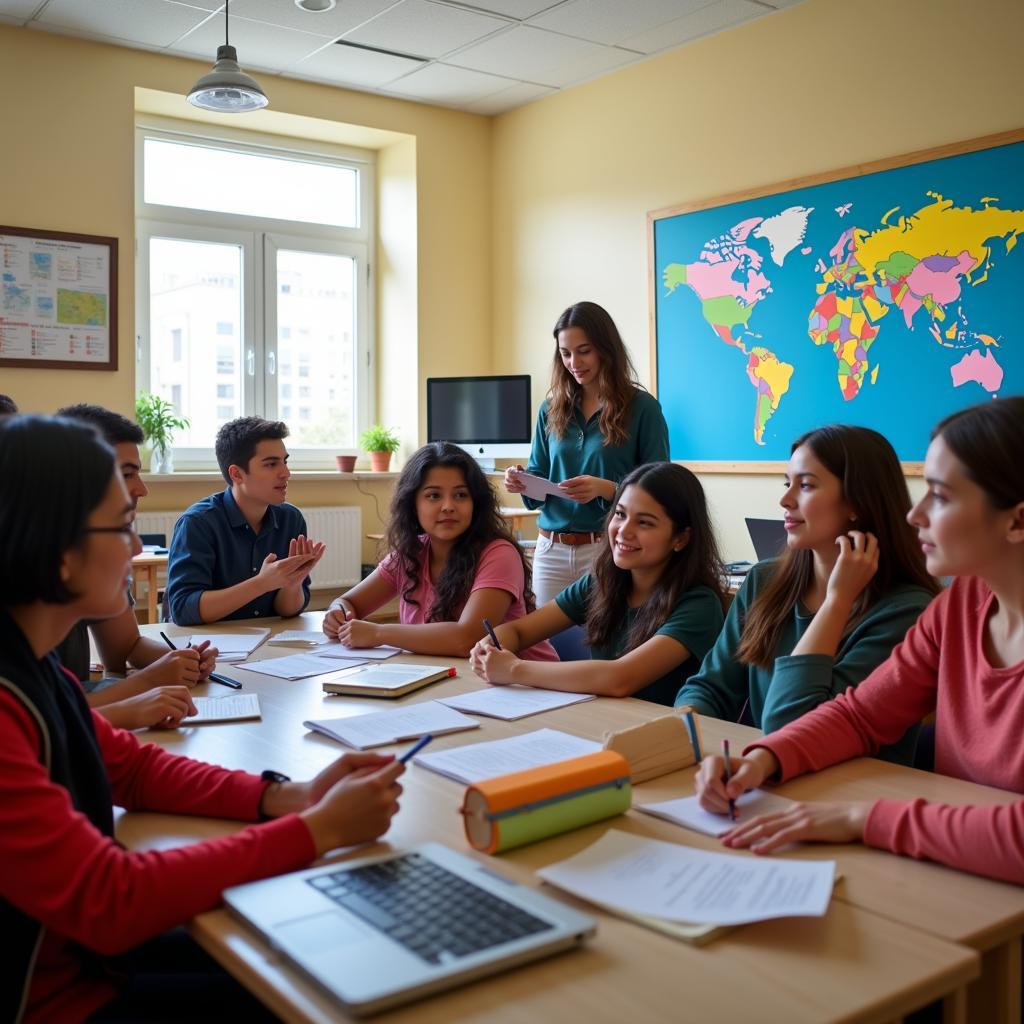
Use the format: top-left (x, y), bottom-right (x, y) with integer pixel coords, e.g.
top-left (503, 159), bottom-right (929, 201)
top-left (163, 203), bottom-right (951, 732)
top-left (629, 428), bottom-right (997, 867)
top-left (134, 506), bottom-right (361, 590)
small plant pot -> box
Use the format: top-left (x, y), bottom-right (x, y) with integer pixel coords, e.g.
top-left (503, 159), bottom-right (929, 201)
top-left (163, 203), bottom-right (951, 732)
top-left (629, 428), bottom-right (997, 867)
top-left (335, 455), bottom-right (358, 473)
top-left (368, 450), bottom-right (393, 472)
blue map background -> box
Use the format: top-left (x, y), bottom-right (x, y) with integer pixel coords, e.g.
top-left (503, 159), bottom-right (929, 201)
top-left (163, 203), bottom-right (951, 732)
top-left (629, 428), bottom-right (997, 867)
top-left (652, 138), bottom-right (1024, 462)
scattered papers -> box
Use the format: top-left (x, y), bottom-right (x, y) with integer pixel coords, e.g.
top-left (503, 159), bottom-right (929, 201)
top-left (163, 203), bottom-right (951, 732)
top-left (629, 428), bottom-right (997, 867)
top-left (510, 471), bottom-right (565, 502)
top-left (304, 701), bottom-right (479, 750)
top-left (269, 630), bottom-right (333, 647)
top-left (315, 644), bottom-right (403, 662)
top-left (189, 693), bottom-right (261, 723)
top-left (413, 727), bottom-right (600, 784)
top-left (439, 686), bottom-right (596, 721)
top-left (538, 829), bottom-right (835, 927)
top-left (637, 790), bottom-right (795, 838)
top-left (240, 652), bottom-right (365, 680)
top-left (187, 629), bottom-right (270, 662)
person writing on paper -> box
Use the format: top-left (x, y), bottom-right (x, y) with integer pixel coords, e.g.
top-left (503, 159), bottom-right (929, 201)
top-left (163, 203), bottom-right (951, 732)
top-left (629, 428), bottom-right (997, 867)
top-left (471, 463), bottom-right (726, 704)
top-left (52, 404), bottom-right (218, 731)
top-left (165, 416), bottom-right (325, 625)
top-left (675, 425), bottom-right (937, 765)
top-left (0, 414), bottom-right (404, 1023)
top-left (504, 302), bottom-right (669, 605)
top-left (324, 443), bottom-right (557, 661)
top-left (693, 398), bottom-right (1024, 885)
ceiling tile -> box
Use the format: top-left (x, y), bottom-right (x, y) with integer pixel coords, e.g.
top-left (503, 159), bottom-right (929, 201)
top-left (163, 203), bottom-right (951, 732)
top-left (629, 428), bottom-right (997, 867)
top-left (383, 61), bottom-right (515, 104)
top-left (464, 79), bottom-right (555, 113)
top-left (227, 0), bottom-right (396, 36)
top-left (0, 0), bottom-right (44, 19)
top-left (620, 0), bottom-right (767, 54)
top-left (289, 40), bottom-right (426, 87)
top-left (164, 0), bottom-right (222, 11)
top-left (170, 12), bottom-right (330, 68)
top-left (451, 0), bottom-right (565, 16)
top-left (344, 0), bottom-right (510, 60)
top-left (450, 24), bottom-right (636, 87)
top-left (37, 0), bottom-right (213, 48)
top-left (529, 0), bottom-right (710, 45)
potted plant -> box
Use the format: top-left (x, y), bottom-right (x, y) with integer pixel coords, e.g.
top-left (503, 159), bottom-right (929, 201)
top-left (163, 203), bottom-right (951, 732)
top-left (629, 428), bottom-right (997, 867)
top-left (335, 454), bottom-right (358, 473)
top-left (358, 424), bottom-right (400, 472)
top-left (135, 393), bottom-right (189, 474)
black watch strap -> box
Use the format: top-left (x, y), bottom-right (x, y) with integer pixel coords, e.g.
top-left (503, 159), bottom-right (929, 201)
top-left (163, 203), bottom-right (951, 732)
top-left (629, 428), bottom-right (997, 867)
top-left (260, 770), bottom-right (291, 784)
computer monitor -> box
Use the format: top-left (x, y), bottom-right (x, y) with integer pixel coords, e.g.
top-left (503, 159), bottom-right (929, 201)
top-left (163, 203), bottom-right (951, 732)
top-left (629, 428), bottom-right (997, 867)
top-left (426, 375), bottom-right (532, 467)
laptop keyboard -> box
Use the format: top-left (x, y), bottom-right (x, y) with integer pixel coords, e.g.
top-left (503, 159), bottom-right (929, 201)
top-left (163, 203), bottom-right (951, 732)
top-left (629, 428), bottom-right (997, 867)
top-left (308, 853), bottom-right (554, 965)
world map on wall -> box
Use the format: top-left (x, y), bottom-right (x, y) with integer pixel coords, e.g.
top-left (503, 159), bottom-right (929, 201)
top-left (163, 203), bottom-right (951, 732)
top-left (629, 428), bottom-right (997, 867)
top-left (652, 137), bottom-right (1024, 462)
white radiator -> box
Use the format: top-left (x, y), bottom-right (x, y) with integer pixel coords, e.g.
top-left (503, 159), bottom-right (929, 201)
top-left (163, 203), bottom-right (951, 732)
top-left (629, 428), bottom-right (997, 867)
top-left (134, 506), bottom-right (361, 590)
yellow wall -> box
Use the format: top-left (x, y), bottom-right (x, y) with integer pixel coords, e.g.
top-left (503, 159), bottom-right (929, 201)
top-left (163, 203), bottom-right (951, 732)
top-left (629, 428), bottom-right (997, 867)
top-left (490, 0), bottom-right (1024, 557)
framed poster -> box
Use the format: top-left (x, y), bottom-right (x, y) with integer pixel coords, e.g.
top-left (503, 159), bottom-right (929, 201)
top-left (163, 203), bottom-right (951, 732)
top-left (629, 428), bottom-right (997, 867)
top-left (648, 129), bottom-right (1024, 472)
top-left (0, 225), bottom-right (117, 371)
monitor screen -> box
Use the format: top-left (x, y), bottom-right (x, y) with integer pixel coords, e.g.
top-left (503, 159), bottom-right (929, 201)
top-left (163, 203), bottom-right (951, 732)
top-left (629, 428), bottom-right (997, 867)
top-left (427, 376), bottom-right (532, 444)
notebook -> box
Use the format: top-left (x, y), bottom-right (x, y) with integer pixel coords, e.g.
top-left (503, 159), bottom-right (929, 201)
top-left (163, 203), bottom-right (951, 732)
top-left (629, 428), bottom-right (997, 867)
top-left (223, 843), bottom-right (596, 1017)
top-left (187, 628), bottom-right (270, 662)
top-left (321, 663), bottom-right (455, 698)
top-left (304, 701), bottom-right (478, 749)
top-left (189, 693), bottom-right (261, 723)
top-left (637, 790), bottom-right (795, 838)
top-left (745, 517), bottom-right (787, 561)
top-left (439, 686), bottom-right (596, 721)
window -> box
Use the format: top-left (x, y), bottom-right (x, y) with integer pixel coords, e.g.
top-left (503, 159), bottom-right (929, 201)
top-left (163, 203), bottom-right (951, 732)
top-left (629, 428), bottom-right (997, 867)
top-left (136, 119), bottom-right (373, 467)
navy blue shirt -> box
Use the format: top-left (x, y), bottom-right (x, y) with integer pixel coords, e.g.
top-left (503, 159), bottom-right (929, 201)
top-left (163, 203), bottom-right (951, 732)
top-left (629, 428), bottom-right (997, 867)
top-left (165, 488), bottom-right (310, 625)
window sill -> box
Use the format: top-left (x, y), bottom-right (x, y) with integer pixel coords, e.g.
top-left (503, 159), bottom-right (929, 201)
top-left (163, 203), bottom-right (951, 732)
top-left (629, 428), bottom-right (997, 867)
top-left (143, 470), bottom-right (400, 483)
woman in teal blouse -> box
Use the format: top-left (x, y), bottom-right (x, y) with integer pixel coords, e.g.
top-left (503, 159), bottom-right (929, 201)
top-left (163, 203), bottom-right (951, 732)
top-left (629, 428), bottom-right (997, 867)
top-left (505, 301), bottom-right (669, 605)
top-left (676, 424), bottom-right (939, 765)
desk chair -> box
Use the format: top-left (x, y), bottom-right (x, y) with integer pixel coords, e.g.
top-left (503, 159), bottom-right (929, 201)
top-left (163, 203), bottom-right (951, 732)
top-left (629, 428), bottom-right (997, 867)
top-left (549, 625), bottom-right (590, 662)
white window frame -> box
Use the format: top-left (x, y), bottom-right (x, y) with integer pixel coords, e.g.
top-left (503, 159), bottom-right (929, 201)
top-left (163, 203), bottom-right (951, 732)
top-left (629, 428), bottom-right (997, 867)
top-left (135, 117), bottom-right (374, 470)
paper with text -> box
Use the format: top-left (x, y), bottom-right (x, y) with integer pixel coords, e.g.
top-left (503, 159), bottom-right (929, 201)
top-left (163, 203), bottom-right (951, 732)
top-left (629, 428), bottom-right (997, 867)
top-left (637, 790), bottom-right (796, 838)
top-left (240, 652), bottom-right (365, 679)
top-left (269, 630), bottom-right (334, 647)
top-left (190, 693), bottom-right (261, 723)
top-left (315, 644), bottom-right (403, 661)
top-left (538, 829), bottom-right (835, 926)
top-left (304, 701), bottom-right (478, 749)
top-left (186, 629), bottom-right (270, 659)
top-left (413, 727), bottom-right (600, 784)
top-left (439, 686), bottom-right (595, 721)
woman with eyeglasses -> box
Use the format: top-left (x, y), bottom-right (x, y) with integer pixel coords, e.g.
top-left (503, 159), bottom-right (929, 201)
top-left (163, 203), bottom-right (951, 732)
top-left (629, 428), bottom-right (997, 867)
top-left (505, 302), bottom-right (670, 605)
top-left (0, 415), bottom-right (404, 1023)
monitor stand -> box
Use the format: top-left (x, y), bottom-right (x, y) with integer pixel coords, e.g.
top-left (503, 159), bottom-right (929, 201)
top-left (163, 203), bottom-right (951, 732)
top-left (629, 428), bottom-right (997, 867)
top-left (474, 456), bottom-right (497, 472)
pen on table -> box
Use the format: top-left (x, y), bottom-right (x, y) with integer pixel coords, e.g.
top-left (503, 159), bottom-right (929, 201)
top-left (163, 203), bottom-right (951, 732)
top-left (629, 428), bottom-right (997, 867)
top-left (208, 672), bottom-right (243, 690)
top-left (482, 618), bottom-right (502, 650)
top-left (722, 739), bottom-right (737, 822)
top-left (400, 734), bottom-right (434, 765)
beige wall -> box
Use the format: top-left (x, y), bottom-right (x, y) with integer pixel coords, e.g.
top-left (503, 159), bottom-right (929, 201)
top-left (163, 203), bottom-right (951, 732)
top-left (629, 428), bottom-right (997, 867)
top-left (490, 0), bottom-right (1024, 558)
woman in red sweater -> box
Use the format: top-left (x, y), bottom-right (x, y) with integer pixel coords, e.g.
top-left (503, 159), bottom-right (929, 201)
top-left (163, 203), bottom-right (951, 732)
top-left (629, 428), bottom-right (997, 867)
top-left (0, 415), bottom-right (403, 1023)
top-left (695, 397), bottom-right (1024, 884)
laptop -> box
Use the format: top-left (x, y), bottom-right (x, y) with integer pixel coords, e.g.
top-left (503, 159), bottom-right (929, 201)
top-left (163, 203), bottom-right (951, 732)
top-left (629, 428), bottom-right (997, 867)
top-left (223, 842), bottom-right (596, 1016)
top-left (745, 517), bottom-right (788, 561)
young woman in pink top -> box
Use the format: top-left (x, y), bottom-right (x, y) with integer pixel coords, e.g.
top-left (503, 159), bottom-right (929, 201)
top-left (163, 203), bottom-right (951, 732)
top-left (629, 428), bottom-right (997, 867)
top-left (324, 442), bottom-right (557, 661)
top-left (695, 397), bottom-right (1024, 884)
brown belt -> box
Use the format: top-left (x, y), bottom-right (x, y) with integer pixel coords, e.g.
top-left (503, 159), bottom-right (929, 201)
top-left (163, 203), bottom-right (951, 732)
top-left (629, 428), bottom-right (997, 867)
top-left (538, 527), bottom-right (601, 546)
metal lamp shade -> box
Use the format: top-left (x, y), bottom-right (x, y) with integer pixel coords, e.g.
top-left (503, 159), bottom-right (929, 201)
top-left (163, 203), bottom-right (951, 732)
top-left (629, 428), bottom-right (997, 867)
top-left (187, 45), bottom-right (268, 113)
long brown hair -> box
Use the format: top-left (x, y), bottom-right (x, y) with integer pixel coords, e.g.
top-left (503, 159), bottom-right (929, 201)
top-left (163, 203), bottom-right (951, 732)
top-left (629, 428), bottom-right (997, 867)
top-left (586, 463), bottom-right (727, 651)
top-left (737, 425), bottom-right (939, 668)
top-left (546, 301), bottom-right (640, 447)
top-left (385, 442), bottom-right (535, 622)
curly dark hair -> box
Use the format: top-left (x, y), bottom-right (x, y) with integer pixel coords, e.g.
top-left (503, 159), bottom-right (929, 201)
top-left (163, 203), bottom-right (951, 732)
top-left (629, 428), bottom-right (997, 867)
top-left (386, 442), bottom-right (535, 622)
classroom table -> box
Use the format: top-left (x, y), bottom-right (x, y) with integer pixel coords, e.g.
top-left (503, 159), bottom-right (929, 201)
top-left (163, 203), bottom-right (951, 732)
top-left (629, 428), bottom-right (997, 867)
top-left (118, 613), bottom-right (993, 1024)
top-left (131, 551), bottom-right (167, 623)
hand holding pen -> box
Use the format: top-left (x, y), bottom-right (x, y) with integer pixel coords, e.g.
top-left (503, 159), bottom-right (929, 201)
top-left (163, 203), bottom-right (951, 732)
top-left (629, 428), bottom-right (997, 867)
top-left (722, 739), bottom-right (737, 821)
top-left (161, 631), bottom-right (241, 689)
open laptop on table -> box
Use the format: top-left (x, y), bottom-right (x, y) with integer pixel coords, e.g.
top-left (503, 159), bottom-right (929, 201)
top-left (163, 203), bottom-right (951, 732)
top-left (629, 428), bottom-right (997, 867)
top-left (224, 842), bottom-right (596, 1017)
top-left (745, 517), bottom-right (787, 562)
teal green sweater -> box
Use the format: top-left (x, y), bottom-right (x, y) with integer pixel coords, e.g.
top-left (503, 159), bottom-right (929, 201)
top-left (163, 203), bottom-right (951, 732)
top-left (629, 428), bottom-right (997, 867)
top-left (675, 561), bottom-right (934, 765)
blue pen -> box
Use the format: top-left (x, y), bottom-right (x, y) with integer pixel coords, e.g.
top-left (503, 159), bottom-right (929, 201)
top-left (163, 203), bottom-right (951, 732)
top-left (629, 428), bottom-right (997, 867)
top-left (482, 618), bottom-right (502, 650)
top-left (400, 734), bottom-right (434, 765)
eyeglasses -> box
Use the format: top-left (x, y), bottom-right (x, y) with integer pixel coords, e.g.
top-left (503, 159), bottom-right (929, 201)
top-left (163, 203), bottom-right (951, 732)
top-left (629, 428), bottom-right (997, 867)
top-left (83, 524), bottom-right (138, 540)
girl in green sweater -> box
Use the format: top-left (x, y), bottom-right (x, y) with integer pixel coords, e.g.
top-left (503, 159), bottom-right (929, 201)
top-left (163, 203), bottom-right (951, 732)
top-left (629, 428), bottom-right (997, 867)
top-left (676, 424), bottom-right (938, 764)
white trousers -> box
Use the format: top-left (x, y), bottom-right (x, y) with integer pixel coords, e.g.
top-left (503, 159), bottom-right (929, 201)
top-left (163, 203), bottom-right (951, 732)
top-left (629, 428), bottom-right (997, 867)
top-left (530, 535), bottom-right (602, 607)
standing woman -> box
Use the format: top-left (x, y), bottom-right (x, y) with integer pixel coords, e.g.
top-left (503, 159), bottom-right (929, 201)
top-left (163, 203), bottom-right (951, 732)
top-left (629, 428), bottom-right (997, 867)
top-left (694, 398), bottom-right (1024, 885)
top-left (505, 302), bottom-right (669, 605)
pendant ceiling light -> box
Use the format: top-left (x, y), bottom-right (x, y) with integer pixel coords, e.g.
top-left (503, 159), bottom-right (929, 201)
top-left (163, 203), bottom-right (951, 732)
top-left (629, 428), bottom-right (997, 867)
top-left (187, 0), bottom-right (268, 113)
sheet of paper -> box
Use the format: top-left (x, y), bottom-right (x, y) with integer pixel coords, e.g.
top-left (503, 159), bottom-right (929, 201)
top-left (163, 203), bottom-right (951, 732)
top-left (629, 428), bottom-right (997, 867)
top-left (538, 829), bottom-right (835, 926)
top-left (268, 630), bottom-right (333, 647)
top-left (240, 652), bottom-right (365, 680)
top-left (637, 790), bottom-right (796, 838)
top-left (304, 701), bottom-right (479, 749)
top-left (510, 470), bottom-right (565, 502)
top-left (413, 727), bottom-right (600, 784)
top-left (315, 644), bottom-right (403, 661)
top-left (186, 629), bottom-right (270, 656)
top-left (189, 693), bottom-right (261, 723)
top-left (439, 686), bottom-right (596, 721)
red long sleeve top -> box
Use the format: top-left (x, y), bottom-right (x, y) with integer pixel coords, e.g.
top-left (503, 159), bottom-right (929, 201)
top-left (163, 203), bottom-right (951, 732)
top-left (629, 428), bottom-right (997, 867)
top-left (0, 691), bottom-right (315, 1023)
top-left (750, 577), bottom-right (1024, 885)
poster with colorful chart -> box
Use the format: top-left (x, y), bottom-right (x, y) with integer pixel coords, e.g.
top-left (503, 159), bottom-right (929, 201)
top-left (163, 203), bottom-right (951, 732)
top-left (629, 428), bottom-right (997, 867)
top-left (650, 131), bottom-right (1024, 465)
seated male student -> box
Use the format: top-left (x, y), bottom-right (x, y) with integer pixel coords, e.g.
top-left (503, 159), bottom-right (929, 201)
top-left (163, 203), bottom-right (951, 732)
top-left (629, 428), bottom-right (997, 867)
top-left (165, 416), bottom-right (325, 625)
top-left (54, 404), bottom-right (218, 729)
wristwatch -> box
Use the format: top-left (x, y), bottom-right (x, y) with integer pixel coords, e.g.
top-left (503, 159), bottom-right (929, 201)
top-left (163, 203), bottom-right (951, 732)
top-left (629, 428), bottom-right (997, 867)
top-left (259, 769), bottom-right (292, 820)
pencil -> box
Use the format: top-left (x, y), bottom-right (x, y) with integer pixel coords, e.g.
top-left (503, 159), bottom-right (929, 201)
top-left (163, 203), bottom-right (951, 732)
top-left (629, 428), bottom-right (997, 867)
top-left (722, 739), bottom-right (737, 821)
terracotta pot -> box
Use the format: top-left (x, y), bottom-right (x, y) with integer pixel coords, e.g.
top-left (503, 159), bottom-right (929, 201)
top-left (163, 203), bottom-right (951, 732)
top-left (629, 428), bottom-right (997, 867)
top-left (368, 450), bottom-right (393, 472)
top-left (335, 454), bottom-right (358, 473)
